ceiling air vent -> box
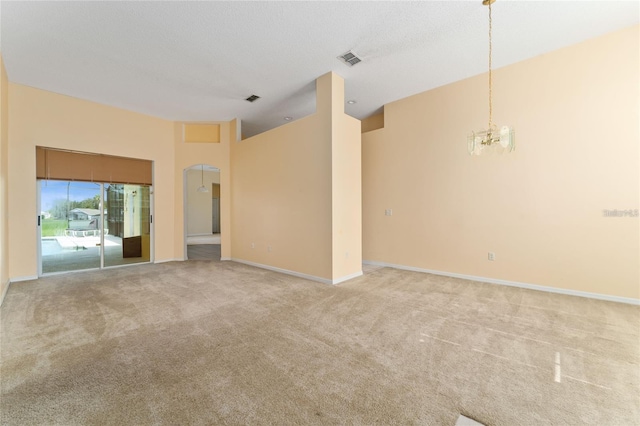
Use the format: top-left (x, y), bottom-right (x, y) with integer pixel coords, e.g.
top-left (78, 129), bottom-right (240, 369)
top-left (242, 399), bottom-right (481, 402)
top-left (245, 94), bottom-right (260, 102)
top-left (338, 50), bottom-right (362, 67)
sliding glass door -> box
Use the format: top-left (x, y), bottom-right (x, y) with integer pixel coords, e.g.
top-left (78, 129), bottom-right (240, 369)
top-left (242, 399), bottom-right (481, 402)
top-left (103, 184), bottom-right (151, 267)
top-left (40, 181), bottom-right (102, 274)
top-left (39, 181), bottom-right (151, 275)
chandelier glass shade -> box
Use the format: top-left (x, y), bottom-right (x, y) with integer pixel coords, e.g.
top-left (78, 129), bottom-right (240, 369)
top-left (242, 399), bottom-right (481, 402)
top-left (468, 125), bottom-right (515, 155)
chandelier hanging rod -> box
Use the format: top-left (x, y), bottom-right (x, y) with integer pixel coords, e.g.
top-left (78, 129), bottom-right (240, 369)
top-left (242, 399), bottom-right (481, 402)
top-left (467, 0), bottom-right (515, 156)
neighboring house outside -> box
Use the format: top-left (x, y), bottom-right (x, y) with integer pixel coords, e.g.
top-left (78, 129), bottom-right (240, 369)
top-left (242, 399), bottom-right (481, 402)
top-left (69, 208), bottom-right (100, 221)
top-left (68, 208), bottom-right (107, 230)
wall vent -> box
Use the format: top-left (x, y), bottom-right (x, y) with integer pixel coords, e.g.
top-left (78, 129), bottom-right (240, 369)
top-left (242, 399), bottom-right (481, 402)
top-left (245, 94), bottom-right (260, 102)
top-left (338, 51), bottom-right (362, 67)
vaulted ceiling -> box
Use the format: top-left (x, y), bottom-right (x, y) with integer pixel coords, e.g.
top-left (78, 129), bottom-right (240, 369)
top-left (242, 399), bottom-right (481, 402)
top-left (1, 1), bottom-right (637, 137)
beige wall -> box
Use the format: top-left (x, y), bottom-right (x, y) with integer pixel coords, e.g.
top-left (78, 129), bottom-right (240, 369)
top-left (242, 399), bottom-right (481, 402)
top-left (186, 168), bottom-right (220, 236)
top-left (0, 55), bottom-right (9, 301)
top-left (361, 112), bottom-right (384, 133)
top-left (330, 75), bottom-right (362, 280)
top-left (6, 82), bottom-right (235, 276)
top-left (6, 26), bottom-right (633, 300)
top-left (231, 109), bottom-right (333, 280)
top-left (231, 72), bottom-right (361, 282)
top-left (8, 84), bottom-right (176, 278)
top-left (174, 121), bottom-right (232, 260)
top-left (362, 25), bottom-right (640, 300)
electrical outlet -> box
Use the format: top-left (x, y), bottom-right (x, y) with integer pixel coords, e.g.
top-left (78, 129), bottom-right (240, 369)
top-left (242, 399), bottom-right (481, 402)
top-left (267, 245), bottom-right (272, 252)
top-left (488, 252), bottom-right (495, 261)
top-left (251, 242), bottom-right (255, 249)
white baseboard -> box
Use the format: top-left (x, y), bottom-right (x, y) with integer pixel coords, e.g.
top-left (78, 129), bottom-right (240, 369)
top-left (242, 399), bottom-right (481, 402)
top-left (220, 257), bottom-right (231, 261)
top-left (9, 275), bottom-right (38, 283)
top-left (363, 260), bottom-right (640, 305)
top-left (230, 258), bottom-right (362, 285)
top-left (0, 279), bottom-right (10, 307)
top-left (333, 270), bottom-right (364, 285)
top-left (231, 258), bottom-right (332, 284)
top-left (154, 258), bottom-right (184, 264)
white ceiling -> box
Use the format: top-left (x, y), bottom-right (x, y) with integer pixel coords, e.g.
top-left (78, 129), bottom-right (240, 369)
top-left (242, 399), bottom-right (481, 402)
top-left (1, 1), bottom-right (638, 138)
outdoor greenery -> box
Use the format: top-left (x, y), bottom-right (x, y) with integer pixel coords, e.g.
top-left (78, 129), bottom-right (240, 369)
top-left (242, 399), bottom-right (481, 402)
top-left (41, 219), bottom-right (68, 237)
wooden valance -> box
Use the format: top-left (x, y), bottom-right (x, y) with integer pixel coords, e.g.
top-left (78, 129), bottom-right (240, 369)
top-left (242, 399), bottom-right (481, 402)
top-left (36, 147), bottom-right (152, 185)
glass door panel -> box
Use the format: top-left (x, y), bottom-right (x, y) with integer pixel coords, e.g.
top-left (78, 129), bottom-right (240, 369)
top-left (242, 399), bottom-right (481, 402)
top-left (40, 181), bottom-right (102, 274)
top-left (104, 184), bottom-right (151, 267)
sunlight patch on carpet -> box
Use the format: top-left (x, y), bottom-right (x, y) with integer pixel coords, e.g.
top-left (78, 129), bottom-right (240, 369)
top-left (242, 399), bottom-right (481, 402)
top-left (456, 414), bottom-right (485, 426)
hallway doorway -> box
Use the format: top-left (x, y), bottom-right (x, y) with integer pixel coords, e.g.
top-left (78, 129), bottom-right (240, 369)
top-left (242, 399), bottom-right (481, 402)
top-left (184, 165), bottom-right (221, 261)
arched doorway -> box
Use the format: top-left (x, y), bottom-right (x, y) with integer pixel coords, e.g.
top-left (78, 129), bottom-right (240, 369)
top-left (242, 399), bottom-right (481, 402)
top-left (184, 164), bottom-right (221, 260)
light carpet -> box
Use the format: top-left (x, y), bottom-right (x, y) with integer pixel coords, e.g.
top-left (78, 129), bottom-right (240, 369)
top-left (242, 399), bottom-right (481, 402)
top-left (1, 261), bottom-right (638, 425)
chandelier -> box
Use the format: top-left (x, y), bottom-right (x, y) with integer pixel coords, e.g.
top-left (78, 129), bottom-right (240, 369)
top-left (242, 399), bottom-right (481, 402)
top-left (196, 164), bottom-right (209, 193)
top-left (468, 0), bottom-right (515, 155)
